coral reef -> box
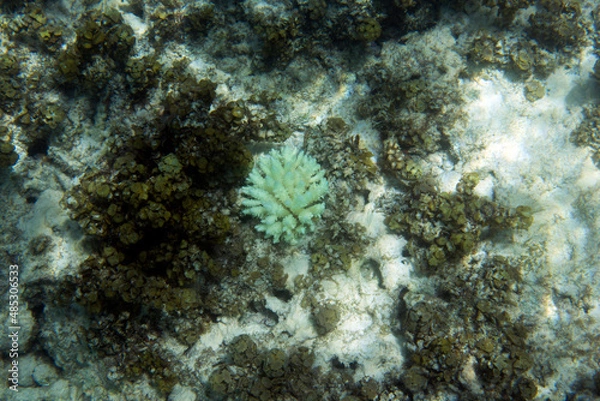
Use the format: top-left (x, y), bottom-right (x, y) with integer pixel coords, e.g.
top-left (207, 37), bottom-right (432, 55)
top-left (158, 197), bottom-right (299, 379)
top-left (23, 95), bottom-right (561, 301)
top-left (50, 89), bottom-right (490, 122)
top-left (0, 0), bottom-right (596, 400)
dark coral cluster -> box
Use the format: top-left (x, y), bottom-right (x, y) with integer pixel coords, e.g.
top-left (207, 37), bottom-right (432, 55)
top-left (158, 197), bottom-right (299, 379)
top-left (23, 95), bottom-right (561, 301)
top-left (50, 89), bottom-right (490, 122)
top-left (309, 220), bottom-right (369, 276)
top-left (306, 117), bottom-right (379, 193)
top-left (527, 0), bottom-right (588, 52)
top-left (398, 255), bottom-right (538, 400)
top-left (86, 310), bottom-right (180, 395)
top-left (3, 4), bottom-right (65, 53)
top-left (571, 105), bottom-right (600, 167)
top-left (56, 78), bottom-right (258, 394)
top-left (571, 4), bottom-right (600, 166)
top-left (386, 172), bottom-right (533, 272)
top-left (141, 0), bottom-right (386, 69)
top-left (465, 0), bottom-right (589, 82)
top-left (208, 335), bottom-right (321, 400)
top-left (0, 137), bottom-right (19, 168)
top-left (56, 9), bottom-right (136, 87)
top-left (468, 31), bottom-right (558, 79)
top-left (0, 51), bottom-right (22, 114)
top-left (61, 70), bottom-right (255, 316)
top-left (207, 334), bottom-right (395, 401)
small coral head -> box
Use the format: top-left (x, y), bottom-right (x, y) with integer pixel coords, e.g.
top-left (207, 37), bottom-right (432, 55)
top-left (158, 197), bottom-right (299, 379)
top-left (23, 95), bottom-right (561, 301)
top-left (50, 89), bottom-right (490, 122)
top-left (240, 147), bottom-right (328, 243)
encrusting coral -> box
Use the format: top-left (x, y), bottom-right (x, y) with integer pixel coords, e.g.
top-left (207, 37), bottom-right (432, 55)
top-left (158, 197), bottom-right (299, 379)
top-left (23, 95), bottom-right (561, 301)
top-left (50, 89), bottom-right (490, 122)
top-left (240, 147), bottom-right (328, 244)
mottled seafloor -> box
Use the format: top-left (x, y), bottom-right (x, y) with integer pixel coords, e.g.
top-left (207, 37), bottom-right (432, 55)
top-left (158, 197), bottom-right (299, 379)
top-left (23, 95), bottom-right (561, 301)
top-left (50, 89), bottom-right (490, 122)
top-left (1, 0), bottom-right (600, 400)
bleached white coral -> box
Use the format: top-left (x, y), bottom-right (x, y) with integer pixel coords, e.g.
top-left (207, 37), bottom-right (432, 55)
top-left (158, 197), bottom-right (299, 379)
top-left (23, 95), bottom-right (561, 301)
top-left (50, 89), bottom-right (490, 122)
top-left (240, 147), bottom-right (328, 243)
